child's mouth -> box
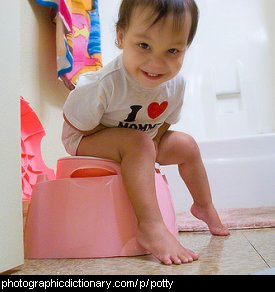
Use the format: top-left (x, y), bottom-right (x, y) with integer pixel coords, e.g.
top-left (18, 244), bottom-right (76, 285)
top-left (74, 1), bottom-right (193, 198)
top-left (141, 70), bottom-right (164, 80)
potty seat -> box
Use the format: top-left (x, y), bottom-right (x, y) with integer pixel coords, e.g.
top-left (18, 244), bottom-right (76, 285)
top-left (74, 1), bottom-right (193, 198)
top-left (22, 98), bottom-right (178, 259)
top-left (24, 156), bottom-right (178, 259)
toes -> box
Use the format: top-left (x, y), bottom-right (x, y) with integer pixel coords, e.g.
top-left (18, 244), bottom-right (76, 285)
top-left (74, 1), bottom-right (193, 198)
top-left (170, 256), bottom-right (182, 265)
top-left (152, 246), bottom-right (199, 265)
top-left (178, 253), bottom-right (193, 264)
top-left (159, 255), bottom-right (173, 265)
top-left (180, 257), bottom-right (190, 264)
top-left (160, 254), bottom-right (193, 265)
top-left (220, 230), bottom-right (230, 236)
top-left (211, 227), bottom-right (230, 236)
top-left (185, 249), bottom-right (199, 261)
top-left (224, 228), bottom-right (230, 236)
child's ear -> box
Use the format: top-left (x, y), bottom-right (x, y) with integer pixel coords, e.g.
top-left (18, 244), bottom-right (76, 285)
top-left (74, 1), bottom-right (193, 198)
top-left (116, 27), bottom-right (125, 49)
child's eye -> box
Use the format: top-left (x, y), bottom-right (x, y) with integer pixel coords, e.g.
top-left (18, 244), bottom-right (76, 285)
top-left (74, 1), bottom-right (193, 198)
top-left (138, 43), bottom-right (150, 50)
top-left (168, 48), bottom-right (179, 55)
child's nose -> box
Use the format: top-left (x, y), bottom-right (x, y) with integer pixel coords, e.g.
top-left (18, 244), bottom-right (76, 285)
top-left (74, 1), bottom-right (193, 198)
top-left (147, 54), bottom-right (166, 71)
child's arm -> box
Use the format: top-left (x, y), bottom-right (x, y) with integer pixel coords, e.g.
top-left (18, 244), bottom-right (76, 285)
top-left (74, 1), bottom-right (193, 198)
top-left (63, 113), bottom-right (107, 136)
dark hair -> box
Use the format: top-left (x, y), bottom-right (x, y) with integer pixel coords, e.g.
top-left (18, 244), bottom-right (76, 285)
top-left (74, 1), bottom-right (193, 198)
top-left (116, 0), bottom-right (199, 47)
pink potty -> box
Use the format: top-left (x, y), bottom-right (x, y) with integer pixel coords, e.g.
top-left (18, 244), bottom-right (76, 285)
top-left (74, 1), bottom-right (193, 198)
top-left (24, 156), bottom-right (178, 259)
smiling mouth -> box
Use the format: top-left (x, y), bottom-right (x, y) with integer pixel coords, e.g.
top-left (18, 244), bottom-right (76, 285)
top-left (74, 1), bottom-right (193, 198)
top-left (141, 70), bottom-right (164, 80)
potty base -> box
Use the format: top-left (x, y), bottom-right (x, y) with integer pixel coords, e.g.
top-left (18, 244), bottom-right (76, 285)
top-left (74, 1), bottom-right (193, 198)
top-left (24, 158), bottom-right (178, 259)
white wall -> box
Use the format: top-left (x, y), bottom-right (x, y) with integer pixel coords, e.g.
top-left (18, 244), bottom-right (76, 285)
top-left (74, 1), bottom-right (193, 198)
top-left (0, 0), bottom-right (24, 273)
top-left (20, 0), bottom-right (122, 170)
top-left (20, 0), bottom-right (69, 170)
top-left (99, 0), bottom-right (121, 65)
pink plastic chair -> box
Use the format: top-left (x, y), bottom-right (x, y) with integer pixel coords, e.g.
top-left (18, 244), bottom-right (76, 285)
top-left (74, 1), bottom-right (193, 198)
top-left (20, 97), bottom-right (55, 201)
top-left (24, 156), bottom-right (178, 259)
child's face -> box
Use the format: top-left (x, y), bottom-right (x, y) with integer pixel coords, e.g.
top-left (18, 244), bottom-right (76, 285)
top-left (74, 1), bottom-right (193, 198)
top-left (117, 7), bottom-right (192, 89)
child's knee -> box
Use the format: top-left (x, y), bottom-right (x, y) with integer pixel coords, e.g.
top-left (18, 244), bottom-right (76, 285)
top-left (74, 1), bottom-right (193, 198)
top-left (181, 134), bottom-right (201, 160)
top-left (120, 129), bottom-right (156, 157)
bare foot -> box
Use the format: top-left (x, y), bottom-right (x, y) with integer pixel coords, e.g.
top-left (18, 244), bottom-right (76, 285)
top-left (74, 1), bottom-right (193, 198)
top-left (191, 203), bottom-right (230, 236)
top-left (136, 222), bottom-right (199, 265)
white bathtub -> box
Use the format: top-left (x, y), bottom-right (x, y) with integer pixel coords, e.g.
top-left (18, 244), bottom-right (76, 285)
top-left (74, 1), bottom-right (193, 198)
top-left (162, 133), bottom-right (275, 212)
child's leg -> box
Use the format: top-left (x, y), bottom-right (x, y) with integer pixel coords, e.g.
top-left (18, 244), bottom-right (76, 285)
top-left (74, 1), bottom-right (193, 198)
top-left (156, 131), bottom-right (229, 236)
top-left (77, 128), bottom-right (199, 265)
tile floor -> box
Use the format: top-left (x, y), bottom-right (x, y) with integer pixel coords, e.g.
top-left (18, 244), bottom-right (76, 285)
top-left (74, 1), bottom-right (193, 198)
top-left (7, 228), bottom-right (275, 275)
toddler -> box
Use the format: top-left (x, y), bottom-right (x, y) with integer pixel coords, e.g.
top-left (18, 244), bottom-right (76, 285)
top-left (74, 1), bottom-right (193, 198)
top-left (62, 0), bottom-right (229, 265)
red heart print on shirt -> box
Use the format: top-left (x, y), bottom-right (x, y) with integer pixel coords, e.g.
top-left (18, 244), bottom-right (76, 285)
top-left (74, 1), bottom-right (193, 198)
top-left (147, 101), bottom-right (168, 119)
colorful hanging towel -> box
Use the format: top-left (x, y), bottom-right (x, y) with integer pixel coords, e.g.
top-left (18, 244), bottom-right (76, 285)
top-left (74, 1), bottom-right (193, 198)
top-left (35, 0), bottom-right (102, 89)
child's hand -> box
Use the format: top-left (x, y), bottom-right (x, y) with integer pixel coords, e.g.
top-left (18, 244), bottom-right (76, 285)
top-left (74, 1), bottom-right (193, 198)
top-left (60, 75), bottom-right (75, 91)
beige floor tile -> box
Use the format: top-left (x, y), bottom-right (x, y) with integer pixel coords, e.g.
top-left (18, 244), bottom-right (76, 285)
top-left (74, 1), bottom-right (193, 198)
top-left (178, 230), bottom-right (268, 275)
top-left (12, 230), bottom-right (268, 275)
top-left (241, 228), bottom-right (275, 267)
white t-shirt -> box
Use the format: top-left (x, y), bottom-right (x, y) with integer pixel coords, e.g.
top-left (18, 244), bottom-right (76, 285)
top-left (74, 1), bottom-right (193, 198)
top-left (62, 54), bottom-right (185, 155)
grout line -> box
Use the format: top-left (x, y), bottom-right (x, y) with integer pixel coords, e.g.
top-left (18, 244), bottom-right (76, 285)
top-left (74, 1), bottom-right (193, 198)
top-left (242, 231), bottom-right (271, 268)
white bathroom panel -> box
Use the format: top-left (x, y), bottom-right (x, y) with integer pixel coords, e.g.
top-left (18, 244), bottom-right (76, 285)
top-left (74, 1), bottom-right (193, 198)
top-left (214, 63), bottom-right (240, 96)
top-left (216, 93), bottom-right (241, 114)
top-left (176, 0), bottom-right (275, 140)
top-left (168, 0), bottom-right (275, 212)
top-left (162, 134), bottom-right (275, 212)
